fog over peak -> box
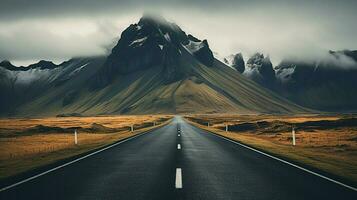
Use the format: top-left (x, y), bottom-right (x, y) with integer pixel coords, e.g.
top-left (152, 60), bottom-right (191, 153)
top-left (0, 0), bottom-right (356, 66)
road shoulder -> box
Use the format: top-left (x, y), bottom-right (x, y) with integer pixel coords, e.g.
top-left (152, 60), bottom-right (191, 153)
top-left (0, 118), bottom-right (173, 190)
top-left (184, 117), bottom-right (357, 189)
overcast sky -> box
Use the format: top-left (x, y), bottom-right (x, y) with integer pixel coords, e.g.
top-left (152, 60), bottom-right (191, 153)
top-left (0, 0), bottom-right (356, 66)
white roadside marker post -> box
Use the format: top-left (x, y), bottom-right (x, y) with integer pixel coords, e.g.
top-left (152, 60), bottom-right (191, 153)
top-left (131, 125), bottom-right (134, 132)
top-left (207, 122), bottom-right (210, 127)
top-left (153, 122), bottom-right (156, 126)
top-left (74, 129), bottom-right (78, 145)
top-left (292, 127), bottom-right (296, 146)
top-left (225, 124), bottom-right (228, 132)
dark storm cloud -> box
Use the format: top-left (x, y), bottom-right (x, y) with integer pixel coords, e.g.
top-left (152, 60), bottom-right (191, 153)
top-left (0, 0), bottom-right (131, 21)
top-left (0, 0), bottom-right (356, 65)
top-left (1, 0), bottom-right (355, 21)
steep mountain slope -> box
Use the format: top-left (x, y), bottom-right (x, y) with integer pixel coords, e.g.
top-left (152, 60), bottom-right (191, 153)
top-left (243, 53), bottom-right (276, 89)
top-left (222, 50), bottom-right (357, 111)
top-left (274, 51), bottom-right (357, 111)
top-left (0, 57), bottom-right (105, 115)
top-left (223, 53), bottom-right (245, 73)
top-left (0, 15), bottom-right (309, 116)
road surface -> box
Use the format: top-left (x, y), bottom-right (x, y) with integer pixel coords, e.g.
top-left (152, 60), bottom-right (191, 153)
top-left (0, 116), bottom-right (356, 199)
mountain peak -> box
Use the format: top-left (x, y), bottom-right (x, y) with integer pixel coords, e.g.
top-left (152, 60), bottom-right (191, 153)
top-left (95, 15), bottom-right (214, 87)
top-left (225, 53), bottom-right (245, 73)
top-left (0, 60), bottom-right (14, 67)
top-left (0, 60), bottom-right (59, 71)
top-left (0, 60), bottom-right (18, 71)
top-left (138, 13), bottom-right (168, 26)
top-left (245, 53), bottom-right (276, 88)
top-left (27, 60), bottom-right (58, 70)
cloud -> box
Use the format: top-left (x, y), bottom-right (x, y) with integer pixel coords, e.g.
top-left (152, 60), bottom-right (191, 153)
top-left (323, 53), bottom-right (357, 69)
top-left (164, 7), bottom-right (357, 66)
top-left (0, 17), bottom-right (136, 63)
top-left (0, 0), bottom-right (356, 66)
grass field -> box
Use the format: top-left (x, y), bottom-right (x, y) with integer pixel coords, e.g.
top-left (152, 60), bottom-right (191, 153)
top-left (0, 115), bottom-right (172, 180)
top-left (185, 114), bottom-right (357, 185)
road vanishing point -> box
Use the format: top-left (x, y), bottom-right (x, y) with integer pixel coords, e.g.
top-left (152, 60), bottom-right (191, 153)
top-left (0, 116), bottom-right (356, 200)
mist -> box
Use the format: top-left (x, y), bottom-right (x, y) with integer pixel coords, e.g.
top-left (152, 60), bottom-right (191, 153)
top-left (0, 0), bottom-right (356, 67)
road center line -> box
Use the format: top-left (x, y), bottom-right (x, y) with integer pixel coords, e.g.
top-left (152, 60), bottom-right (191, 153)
top-left (175, 168), bottom-right (183, 189)
top-left (178, 134), bottom-right (180, 137)
top-left (177, 144), bottom-right (181, 149)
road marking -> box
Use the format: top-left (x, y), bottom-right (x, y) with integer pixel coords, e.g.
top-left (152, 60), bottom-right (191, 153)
top-left (175, 168), bottom-right (183, 189)
top-left (205, 128), bottom-right (357, 192)
top-left (0, 128), bottom-right (158, 192)
top-left (178, 134), bottom-right (180, 137)
top-left (177, 144), bottom-right (181, 149)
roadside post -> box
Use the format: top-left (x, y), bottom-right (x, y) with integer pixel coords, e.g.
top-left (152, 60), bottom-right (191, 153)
top-left (207, 122), bottom-right (210, 127)
top-left (131, 125), bottom-right (134, 132)
top-left (74, 129), bottom-right (78, 145)
top-left (292, 127), bottom-right (296, 146)
top-left (225, 124), bottom-right (228, 132)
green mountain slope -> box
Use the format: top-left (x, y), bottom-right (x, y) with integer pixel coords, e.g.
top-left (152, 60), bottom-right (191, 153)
top-left (0, 15), bottom-right (310, 116)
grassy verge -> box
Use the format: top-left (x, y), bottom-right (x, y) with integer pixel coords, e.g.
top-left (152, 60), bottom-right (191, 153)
top-left (0, 116), bottom-right (172, 180)
top-left (185, 117), bottom-right (357, 186)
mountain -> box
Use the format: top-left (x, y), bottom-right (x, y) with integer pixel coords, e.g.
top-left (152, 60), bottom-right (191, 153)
top-left (0, 60), bottom-right (20, 71)
top-left (243, 53), bottom-right (276, 89)
top-left (0, 60), bottom-right (59, 71)
top-left (0, 57), bottom-right (105, 115)
top-left (222, 50), bottom-right (357, 111)
top-left (273, 50), bottom-right (357, 111)
top-left (0, 15), bottom-right (308, 116)
top-left (222, 53), bottom-right (277, 87)
top-left (93, 16), bottom-right (214, 88)
top-left (223, 53), bottom-right (245, 73)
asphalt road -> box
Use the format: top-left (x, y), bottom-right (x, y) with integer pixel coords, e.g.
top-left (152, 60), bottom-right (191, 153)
top-left (0, 116), bottom-right (356, 200)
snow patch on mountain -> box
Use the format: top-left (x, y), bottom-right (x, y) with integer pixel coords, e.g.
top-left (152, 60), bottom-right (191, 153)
top-left (1, 68), bottom-right (52, 84)
top-left (275, 65), bottom-right (295, 83)
top-left (129, 36), bottom-right (148, 47)
top-left (224, 54), bottom-right (235, 66)
top-left (185, 40), bottom-right (202, 54)
top-left (136, 25), bottom-right (142, 31)
top-left (243, 66), bottom-right (260, 78)
top-left (0, 58), bottom-right (93, 86)
top-left (213, 52), bottom-right (227, 63)
top-left (164, 33), bottom-right (171, 42)
top-left (68, 63), bottom-right (90, 77)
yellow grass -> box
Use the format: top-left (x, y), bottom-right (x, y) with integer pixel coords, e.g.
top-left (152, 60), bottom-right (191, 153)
top-left (187, 113), bottom-right (344, 124)
top-left (0, 115), bottom-right (171, 130)
top-left (185, 114), bottom-right (357, 184)
top-left (0, 115), bottom-right (172, 179)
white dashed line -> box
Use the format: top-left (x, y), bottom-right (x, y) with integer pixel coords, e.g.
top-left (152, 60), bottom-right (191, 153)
top-left (175, 168), bottom-right (183, 189)
top-left (177, 144), bottom-right (181, 149)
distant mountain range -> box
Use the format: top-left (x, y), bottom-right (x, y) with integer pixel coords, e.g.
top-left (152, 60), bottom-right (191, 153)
top-left (1, 15), bottom-right (354, 116)
top-left (222, 50), bottom-right (357, 111)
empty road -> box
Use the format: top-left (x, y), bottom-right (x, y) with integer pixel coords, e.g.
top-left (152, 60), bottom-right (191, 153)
top-left (0, 116), bottom-right (356, 199)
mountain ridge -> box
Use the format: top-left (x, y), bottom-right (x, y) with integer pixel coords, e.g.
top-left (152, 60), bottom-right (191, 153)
top-left (0, 60), bottom-right (60, 71)
top-left (222, 50), bottom-right (357, 111)
top-left (0, 15), bottom-right (311, 116)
